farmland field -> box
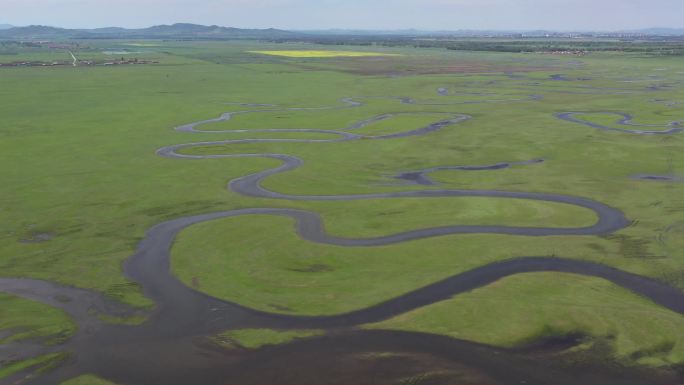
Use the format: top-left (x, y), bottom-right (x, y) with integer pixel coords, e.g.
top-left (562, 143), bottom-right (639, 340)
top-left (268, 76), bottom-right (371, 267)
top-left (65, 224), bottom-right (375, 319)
top-left (249, 50), bottom-right (401, 57)
top-left (1, 40), bottom-right (684, 384)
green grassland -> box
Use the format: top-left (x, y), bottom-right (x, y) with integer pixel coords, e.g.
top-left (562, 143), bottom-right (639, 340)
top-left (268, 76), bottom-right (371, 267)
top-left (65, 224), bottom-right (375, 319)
top-left (174, 216), bottom-right (630, 315)
top-left (0, 294), bottom-right (75, 344)
top-left (61, 374), bottom-right (117, 385)
top-left (215, 329), bottom-right (325, 349)
top-left (0, 353), bottom-right (66, 380)
top-left (367, 273), bottom-right (684, 367)
top-left (1, 39), bottom-right (684, 373)
top-left (249, 50), bottom-right (401, 58)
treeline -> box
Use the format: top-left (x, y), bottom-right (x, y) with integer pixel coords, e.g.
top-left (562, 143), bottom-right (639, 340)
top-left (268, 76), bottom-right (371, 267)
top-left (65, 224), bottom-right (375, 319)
top-left (272, 36), bottom-right (684, 56)
top-left (0, 41), bottom-right (40, 55)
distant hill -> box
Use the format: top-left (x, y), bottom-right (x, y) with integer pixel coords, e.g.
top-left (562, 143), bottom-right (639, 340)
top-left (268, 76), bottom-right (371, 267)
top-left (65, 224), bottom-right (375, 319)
top-left (295, 28), bottom-right (684, 38)
top-left (102, 23), bottom-right (295, 39)
top-left (0, 25), bottom-right (69, 39)
top-left (89, 27), bottom-right (129, 34)
top-left (2, 23), bottom-right (684, 40)
top-left (0, 23), bottom-right (295, 40)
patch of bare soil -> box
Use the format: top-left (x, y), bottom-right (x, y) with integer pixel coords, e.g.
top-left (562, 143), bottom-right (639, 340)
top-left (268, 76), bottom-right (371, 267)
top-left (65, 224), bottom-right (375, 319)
top-left (19, 232), bottom-right (55, 243)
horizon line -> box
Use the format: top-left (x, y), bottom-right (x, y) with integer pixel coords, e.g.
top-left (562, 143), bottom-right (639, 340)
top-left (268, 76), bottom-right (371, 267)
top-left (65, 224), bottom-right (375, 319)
top-left (2, 22), bottom-right (684, 34)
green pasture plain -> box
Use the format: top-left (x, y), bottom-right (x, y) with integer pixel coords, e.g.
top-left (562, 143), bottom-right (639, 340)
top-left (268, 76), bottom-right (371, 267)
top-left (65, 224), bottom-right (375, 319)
top-left (61, 374), bottom-right (116, 385)
top-left (0, 294), bottom-right (75, 344)
top-left (215, 328), bottom-right (325, 349)
top-left (1, 40), bottom-right (684, 375)
top-left (367, 272), bottom-right (684, 367)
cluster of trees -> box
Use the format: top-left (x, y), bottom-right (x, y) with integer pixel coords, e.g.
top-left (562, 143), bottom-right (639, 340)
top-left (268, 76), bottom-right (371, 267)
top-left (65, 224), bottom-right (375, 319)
top-left (0, 40), bottom-right (41, 55)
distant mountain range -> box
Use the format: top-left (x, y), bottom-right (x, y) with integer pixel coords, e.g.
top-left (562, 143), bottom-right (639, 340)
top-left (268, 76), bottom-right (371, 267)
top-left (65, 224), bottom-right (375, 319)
top-left (0, 23), bottom-right (683, 40)
top-left (0, 23), bottom-right (294, 40)
top-left (302, 28), bottom-right (684, 37)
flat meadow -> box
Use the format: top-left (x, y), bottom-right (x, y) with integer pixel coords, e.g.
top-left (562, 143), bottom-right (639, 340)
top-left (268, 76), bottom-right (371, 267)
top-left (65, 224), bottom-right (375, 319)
top-left (1, 39), bottom-right (684, 381)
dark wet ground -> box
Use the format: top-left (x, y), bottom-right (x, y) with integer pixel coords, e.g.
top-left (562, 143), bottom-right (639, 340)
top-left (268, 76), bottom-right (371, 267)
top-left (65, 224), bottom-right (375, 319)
top-left (394, 159), bottom-right (545, 185)
top-left (631, 174), bottom-right (681, 181)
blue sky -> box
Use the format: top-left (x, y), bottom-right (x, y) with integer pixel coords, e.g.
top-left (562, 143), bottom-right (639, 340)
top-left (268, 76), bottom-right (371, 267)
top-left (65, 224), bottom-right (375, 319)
top-left (1, 0), bottom-right (683, 30)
